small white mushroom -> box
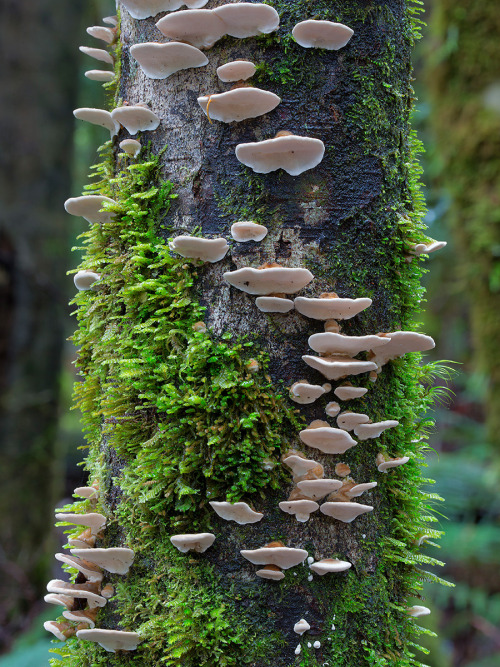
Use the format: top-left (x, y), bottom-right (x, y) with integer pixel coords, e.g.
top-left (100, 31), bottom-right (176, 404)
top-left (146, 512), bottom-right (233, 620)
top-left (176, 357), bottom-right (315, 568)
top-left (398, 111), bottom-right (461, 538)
top-left (290, 381), bottom-right (330, 405)
top-left (120, 0), bottom-right (209, 20)
top-left (320, 502), bottom-right (373, 523)
top-left (130, 42), bottom-right (208, 80)
top-left (102, 15), bottom-right (118, 26)
top-left (369, 331), bottom-right (435, 370)
top-left (295, 644), bottom-right (302, 655)
top-left (119, 139), bottom-right (141, 158)
top-left (86, 26), bottom-right (115, 44)
top-left (236, 134), bottom-right (325, 176)
top-left (334, 385), bottom-right (368, 401)
top-left (292, 20), bottom-right (353, 50)
top-left (308, 332), bottom-right (390, 357)
top-left (279, 499), bottom-right (319, 522)
top-left (85, 70), bottom-right (115, 82)
top-left (299, 422), bottom-right (357, 455)
top-left (297, 479), bottom-right (343, 500)
top-left (223, 266), bottom-right (313, 295)
top-left (44, 621), bottom-right (74, 641)
top-left (240, 546), bottom-right (308, 568)
top-left (170, 533), bottom-right (215, 553)
top-left (217, 60), bottom-right (256, 82)
top-left (44, 593), bottom-right (74, 610)
top-left (325, 401), bottom-right (341, 417)
top-left (213, 3), bottom-right (279, 38)
top-left (169, 236), bottom-right (229, 262)
top-left (77, 629), bottom-right (142, 653)
top-left (111, 105), bottom-right (160, 135)
top-left (293, 619), bottom-right (311, 635)
top-left (209, 501), bottom-right (263, 524)
top-left (156, 10), bottom-right (227, 49)
top-left (302, 355), bottom-right (377, 381)
top-left (46, 580), bottom-right (107, 609)
top-left (377, 453), bottom-right (410, 473)
top-left (79, 46), bottom-right (114, 65)
top-left (55, 512), bottom-right (106, 535)
top-left (283, 454), bottom-right (323, 480)
top-left (69, 548), bottom-right (135, 575)
top-left (345, 482), bottom-right (377, 498)
top-left (337, 412), bottom-right (370, 431)
top-left (231, 221), bottom-right (268, 242)
top-left (73, 108), bottom-right (119, 137)
top-left (54, 553), bottom-right (103, 583)
top-left (294, 295), bottom-right (372, 320)
top-left (354, 420), bottom-right (399, 440)
top-left (309, 558), bottom-right (351, 575)
top-left (198, 88), bottom-right (281, 123)
top-left (256, 565), bottom-right (285, 581)
top-left (409, 241), bottom-right (447, 257)
top-left (313, 641), bottom-right (321, 649)
top-left (74, 270), bottom-right (100, 291)
top-left (255, 296), bottom-right (294, 313)
top-left (62, 610), bottom-right (97, 628)
top-left (407, 606), bottom-right (431, 618)
top-left (64, 195), bottom-right (117, 224)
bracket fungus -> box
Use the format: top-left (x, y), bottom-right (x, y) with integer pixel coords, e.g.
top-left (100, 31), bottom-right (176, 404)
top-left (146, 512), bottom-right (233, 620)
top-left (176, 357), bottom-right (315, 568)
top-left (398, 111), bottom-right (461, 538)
top-left (74, 270), bottom-right (100, 291)
top-left (240, 545), bottom-right (308, 568)
top-left (119, 139), bottom-right (141, 158)
top-left (290, 381), bottom-right (330, 405)
top-left (54, 553), bottom-right (103, 583)
top-left (354, 420), bottom-right (399, 440)
top-left (76, 629), bottom-right (142, 652)
top-left (409, 240), bottom-right (447, 257)
top-left (85, 70), bottom-right (115, 82)
top-left (235, 133), bottom-right (325, 176)
top-left (308, 332), bottom-right (390, 357)
top-left (255, 296), bottom-right (294, 313)
top-left (283, 453), bottom-right (323, 480)
top-left (292, 20), bottom-right (354, 50)
top-left (325, 401), bottom-right (341, 417)
top-left (279, 499), bottom-right (319, 522)
top-left (302, 354), bottom-right (377, 381)
top-left (223, 265), bottom-right (313, 295)
top-left (198, 88), bottom-right (281, 123)
top-left (407, 606), bottom-right (431, 618)
top-left (334, 384), bottom-right (368, 401)
top-left (337, 411), bottom-right (370, 431)
top-left (169, 235), bottom-right (229, 262)
top-left (170, 533), bottom-right (215, 553)
top-left (44, 621), bottom-right (75, 641)
top-left (73, 108), bottom-right (119, 137)
top-left (209, 501), bottom-right (263, 524)
top-left (213, 3), bottom-right (279, 38)
top-left (130, 42), bottom-right (208, 80)
top-left (46, 580), bottom-right (107, 608)
top-left (369, 331), bottom-right (435, 370)
top-left (217, 60), bottom-right (257, 82)
top-left (231, 220), bottom-right (267, 242)
top-left (62, 609), bottom-right (97, 628)
top-left (55, 512), bottom-right (106, 536)
top-left (120, 0), bottom-right (208, 20)
top-left (335, 462), bottom-right (351, 477)
top-left (320, 502), bottom-right (373, 523)
top-left (294, 294), bottom-right (372, 320)
top-left (377, 453), bottom-right (410, 473)
top-left (79, 46), bottom-right (114, 65)
top-left (256, 565), bottom-right (285, 581)
top-left (44, 593), bottom-right (74, 610)
top-left (86, 26), bottom-right (115, 44)
top-left (299, 421), bottom-right (357, 454)
top-left (297, 479), bottom-right (343, 501)
top-left (111, 105), bottom-right (160, 135)
top-left (156, 10), bottom-right (227, 50)
top-left (293, 619), bottom-right (311, 635)
top-left (64, 195), bottom-right (117, 224)
top-left (309, 558), bottom-right (352, 575)
top-left (345, 482), bottom-right (377, 498)
top-left (70, 548), bottom-right (135, 574)
top-left (68, 527), bottom-right (96, 549)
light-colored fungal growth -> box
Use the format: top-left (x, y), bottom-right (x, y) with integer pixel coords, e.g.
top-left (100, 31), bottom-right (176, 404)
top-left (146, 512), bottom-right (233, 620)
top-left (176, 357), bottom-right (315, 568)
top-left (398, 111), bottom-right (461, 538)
top-left (54, 553), bottom-right (103, 583)
top-left (308, 332), bottom-right (390, 357)
top-left (198, 88), bottom-right (281, 123)
top-left (62, 609), bottom-right (97, 628)
top-left (334, 384), bottom-right (368, 401)
top-left (302, 355), bottom-right (377, 381)
top-left (65, 195), bottom-right (117, 224)
top-left (255, 296), bottom-right (294, 313)
top-left (213, 3), bottom-right (279, 37)
top-left (46, 580), bottom-right (107, 608)
top-left (68, 527), bottom-right (96, 549)
top-left (70, 548), bottom-right (135, 574)
top-left (74, 270), bottom-right (100, 291)
top-left (44, 593), bottom-right (74, 609)
top-left (376, 453), bottom-right (410, 473)
top-left (292, 20), bottom-right (353, 50)
top-left (236, 133), bottom-right (325, 176)
top-left (337, 412), bottom-right (370, 431)
top-left (170, 533), bottom-right (215, 553)
top-left (335, 462), bottom-right (351, 477)
top-left (297, 479), bottom-right (343, 501)
top-left (103, 15), bottom-right (118, 26)
top-left (111, 105), bottom-right (160, 135)
top-left (217, 60), bottom-right (257, 82)
top-left (369, 331), bottom-right (435, 370)
top-left (256, 565), bottom-right (285, 581)
top-left (309, 558), bottom-right (352, 575)
top-left (240, 546), bottom-right (308, 569)
top-left (76, 629), bottom-right (142, 653)
top-left (86, 26), bottom-right (115, 44)
top-left (345, 482), bottom-right (377, 498)
top-left (293, 619), bottom-right (311, 635)
top-left (283, 453), bottom-right (323, 480)
top-left (120, 139), bottom-right (141, 158)
top-left (299, 421), bottom-right (357, 455)
top-left (73, 108), bottom-right (119, 137)
top-left (101, 584), bottom-right (115, 599)
top-left (169, 236), bottom-right (229, 263)
top-left (79, 46), bottom-right (114, 65)
top-left (55, 512), bottom-right (106, 535)
top-left (294, 294), bottom-right (372, 320)
top-left (223, 265), bottom-right (314, 295)
top-left (409, 241), bottom-right (447, 257)
top-left (354, 420), bottom-right (399, 440)
top-left (320, 502), bottom-right (373, 523)
top-left (85, 70), bottom-right (115, 82)
top-left (407, 606), bottom-right (431, 618)
top-left (290, 381), bottom-right (330, 405)
top-left (279, 499), bottom-right (319, 522)
top-left (231, 221), bottom-right (268, 242)
top-left (156, 10), bottom-right (227, 49)
top-left (325, 401), bottom-right (341, 417)
top-left (209, 501), bottom-right (263, 524)
top-left (121, 0), bottom-right (208, 20)
top-left (130, 42), bottom-right (208, 80)
top-left (44, 621), bottom-right (75, 641)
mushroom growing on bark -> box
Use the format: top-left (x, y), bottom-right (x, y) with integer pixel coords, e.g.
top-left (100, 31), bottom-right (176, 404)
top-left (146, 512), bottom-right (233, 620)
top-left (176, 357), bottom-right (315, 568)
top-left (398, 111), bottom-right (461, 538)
top-left (77, 629), bottom-right (142, 652)
top-left (292, 20), bottom-right (354, 50)
top-left (130, 42), bottom-right (208, 80)
top-left (111, 105), bottom-right (160, 135)
top-left (213, 3), bottom-right (280, 38)
top-left (121, 0), bottom-right (209, 20)
top-left (198, 88), bottom-right (281, 123)
top-left (294, 294), bottom-right (372, 320)
top-left (235, 133), bottom-right (325, 175)
top-left (223, 265), bottom-right (313, 295)
top-left (217, 60), bottom-right (257, 82)
top-left (156, 10), bottom-right (227, 50)
top-left (209, 501), bottom-right (263, 524)
top-left (170, 533), bottom-right (215, 553)
top-left (169, 236), bottom-right (229, 262)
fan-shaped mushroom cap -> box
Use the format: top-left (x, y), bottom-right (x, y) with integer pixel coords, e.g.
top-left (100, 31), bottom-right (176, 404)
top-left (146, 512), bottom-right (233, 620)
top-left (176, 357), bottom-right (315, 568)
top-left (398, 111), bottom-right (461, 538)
top-left (283, 454), bottom-right (323, 480)
top-left (121, 0), bottom-right (208, 20)
top-left (297, 479), bottom-right (343, 501)
top-left (308, 332), bottom-right (390, 357)
top-left (223, 266), bottom-right (313, 295)
top-left (256, 565), bottom-right (285, 581)
top-left (77, 629), bottom-right (142, 652)
top-left (279, 500), bottom-right (319, 522)
top-left (213, 3), bottom-right (279, 38)
top-left (169, 236), bottom-right (229, 263)
top-left (255, 296), bottom-right (294, 313)
top-left (335, 462), bottom-right (351, 477)
top-left (354, 420), bottom-right (399, 440)
top-left (62, 609), bottom-right (97, 628)
top-left (74, 270), bottom-right (100, 291)
top-left (130, 42), bottom-right (208, 80)
top-left (120, 139), bottom-right (141, 158)
top-left (156, 10), bottom-right (227, 49)
top-left (236, 134), bottom-right (324, 176)
top-left (64, 195), bottom-right (117, 224)
top-left (85, 70), bottom-right (115, 82)
top-left (170, 533), bottom-right (215, 553)
top-left (309, 558), bottom-right (352, 575)
top-left (55, 553), bottom-right (103, 583)
top-left (103, 15), bottom-right (118, 26)
top-left (79, 46), bottom-right (114, 65)
top-left (73, 108), bottom-right (119, 136)
top-left (198, 88), bottom-right (280, 123)
top-left (334, 385), bottom-right (368, 401)
top-left (70, 548), bottom-right (135, 574)
top-left (46, 580), bottom-right (107, 608)
top-left (68, 527), bottom-right (96, 549)
top-left (111, 105), bottom-right (160, 135)
top-left (337, 412), bottom-right (370, 431)
top-left (290, 381), bottom-right (330, 405)
top-left (407, 605), bottom-right (431, 618)
top-left (209, 501), bottom-right (263, 524)
top-left (86, 26), bottom-right (115, 44)
top-left (44, 621), bottom-right (74, 641)
top-left (299, 424), bottom-right (357, 454)
top-left (292, 20), bottom-right (353, 50)
top-left (345, 482), bottom-right (377, 498)
top-left (302, 355), bottom-right (377, 381)
top-left (55, 512), bottom-right (106, 535)
top-left (44, 593), bottom-right (74, 609)
top-left (320, 502), bottom-right (373, 523)
top-left (231, 221), bottom-right (268, 242)
top-left (325, 401), bottom-right (341, 417)
top-left (410, 241), bottom-right (446, 256)
top-left (240, 546), bottom-right (308, 568)
top-left (293, 619), bottom-right (310, 635)
top-left (377, 454), bottom-right (410, 473)
top-left (369, 331), bottom-right (435, 369)
top-left (217, 60), bottom-right (256, 82)
top-left (294, 295), bottom-right (372, 320)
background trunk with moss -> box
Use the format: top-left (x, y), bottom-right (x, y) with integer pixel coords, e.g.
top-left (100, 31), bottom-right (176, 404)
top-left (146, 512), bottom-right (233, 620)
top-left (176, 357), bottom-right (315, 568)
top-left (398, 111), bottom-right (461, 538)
top-left (51, 1), bottom-right (445, 665)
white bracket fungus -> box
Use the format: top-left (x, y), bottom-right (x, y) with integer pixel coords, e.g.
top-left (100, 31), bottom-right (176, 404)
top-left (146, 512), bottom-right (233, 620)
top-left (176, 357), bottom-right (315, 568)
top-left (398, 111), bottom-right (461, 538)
top-left (309, 558), bottom-right (352, 575)
top-left (283, 453), bottom-right (323, 480)
top-left (231, 221), bottom-right (267, 242)
top-left (308, 332), bottom-right (390, 357)
top-left (85, 70), bottom-right (115, 82)
top-left (44, 621), bottom-right (74, 641)
top-left (46, 580), bottom-right (107, 608)
top-left (320, 502), bottom-right (373, 523)
top-left (110, 105), bottom-right (160, 135)
top-left (279, 500), bottom-right (319, 522)
top-left (369, 331), bottom-right (435, 370)
top-left (290, 381), bottom-right (330, 405)
top-left (302, 355), bottom-right (377, 381)
top-left (76, 629), bottom-right (142, 652)
top-left (297, 479), bottom-right (343, 501)
top-left (86, 26), bottom-right (115, 44)
top-left (55, 553), bottom-right (103, 583)
top-left (198, 88), bottom-right (280, 123)
top-left (119, 139), bottom-right (141, 158)
top-left (353, 420), bottom-right (399, 440)
top-left (64, 195), bottom-right (117, 224)
top-left (73, 108), bottom-right (120, 137)
top-left (223, 265), bottom-right (313, 295)
top-left (169, 235), bottom-right (229, 263)
top-left (102, 16), bottom-right (118, 26)
top-left (170, 533), bottom-right (215, 553)
top-left (335, 462), bottom-right (351, 477)
top-left (213, 3), bottom-right (279, 38)
top-left (292, 20), bottom-right (353, 50)
top-left (130, 42), bottom-right (208, 80)
top-left (293, 619), bottom-right (311, 635)
top-left (209, 501), bottom-right (263, 524)
top-left (74, 270), bottom-right (100, 291)
top-left (409, 240), bottom-right (447, 257)
top-left (334, 384), bottom-right (368, 401)
top-left (236, 133), bottom-right (325, 176)
top-left (256, 565), bottom-right (285, 581)
top-left (255, 296), bottom-right (294, 313)
top-left (299, 421), bottom-right (357, 454)
top-left (345, 482), bottom-right (377, 498)
top-left (325, 401), bottom-right (341, 417)
top-left (121, 0), bottom-right (208, 20)
top-left (377, 453), bottom-right (410, 473)
top-left (407, 606), bottom-right (431, 618)
top-left (217, 60), bottom-right (257, 82)
top-left (70, 547), bottom-right (135, 574)
top-left (55, 512), bottom-right (106, 535)
top-left (68, 527), bottom-right (96, 549)
top-left (79, 46), bottom-right (114, 65)
top-left (44, 593), bottom-right (74, 610)
top-left (337, 412), bottom-right (370, 431)
top-left (240, 546), bottom-right (308, 568)
top-left (156, 10), bottom-right (227, 50)
top-left (62, 610), bottom-right (97, 628)
top-left (294, 295), bottom-right (372, 320)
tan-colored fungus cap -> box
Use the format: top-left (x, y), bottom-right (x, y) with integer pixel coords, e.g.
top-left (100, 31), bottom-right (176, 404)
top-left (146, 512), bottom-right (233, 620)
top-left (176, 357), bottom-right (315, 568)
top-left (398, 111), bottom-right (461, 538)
top-left (320, 502), bottom-right (373, 523)
top-left (406, 606), bottom-right (431, 618)
top-left (283, 454), bottom-right (323, 480)
top-left (293, 619), bottom-right (311, 635)
top-left (231, 221), bottom-right (268, 242)
top-left (55, 512), bottom-right (106, 535)
top-left (169, 236), bottom-right (229, 263)
top-left (345, 482), bottom-right (377, 498)
top-left (240, 546), bottom-right (308, 568)
top-left (236, 134), bottom-right (324, 176)
top-left (79, 46), bottom-right (114, 65)
top-left (290, 381), bottom-right (330, 405)
top-left (299, 423), bottom-right (357, 454)
top-left (55, 553), bottom-right (103, 583)
top-left (213, 3), bottom-right (279, 38)
top-left (74, 270), bottom-right (100, 291)
top-left (68, 527), bottom-right (96, 549)
top-left (354, 420), bottom-right (399, 440)
top-left (325, 401), bottom-right (341, 417)
top-left (62, 609), bottom-right (97, 628)
top-left (256, 565), bottom-right (285, 581)
top-left (308, 332), bottom-right (390, 357)
top-left (309, 558), bottom-right (352, 575)
top-left (223, 266), bottom-right (313, 295)
top-left (292, 20), bottom-right (353, 50)
top-left (335, 462), bottom-right (351, 477)
top-left (297, 479), bottom-right (343, 501)
top-left (279, 500), bottom-right (319, 522)
top-left (44, 621), bottom-right (75, 641)
top-left (130, 42), bottom-right (208, 80)
top-left (121, 0), bottom-right (208, 20)
top-left (110, 105), bottom-right (160, 135)
top-left (294, 295), bottom-right (372, 320)
top-left (376, 453), bottom-right (410, 473)
top-left (409, 241), bottom-right (446, 256)
top-left (217, 60), bottom-right (257, 82)
top-left (302, 355), bottom-right (377, 381)
top-left (120, 139), bottom-right (141, 158)
top-left (369, 331), bottom-right (435, 369)
top-left (337, 412), bottom-right (370, 431)
top-left (73, 108), bottom-right (120, 136)
top-left (334, 384), bottom-right (368, 401)
top-left (86, 26), bottom-right (115, 44)
top-left (46, 580), bottom-right (107, 608)
top-left (76, 629), bottom-right (142, 652)
top-left (85, 70), bottom-right (115, 82)
top-left (156, 10), bottom-right (227, 49)
top-left (170, 533), bottom-right (215, 553)
top-left (255, 296), bottom-right (294, 313)
top-left (44, 593), bottom-right (74, 609)
top-left (65, 195), bottom-right (117, 224)
top-left (198, 88), bottom-right (280, 123)
top-left (103, 15), bottom-right (118, 26)
top-left (70, 548), bottom-right (135, 574)
top-left (209, 501), bottom-right (263, 524)
top-left (101, 584), bottom-right (115, 598)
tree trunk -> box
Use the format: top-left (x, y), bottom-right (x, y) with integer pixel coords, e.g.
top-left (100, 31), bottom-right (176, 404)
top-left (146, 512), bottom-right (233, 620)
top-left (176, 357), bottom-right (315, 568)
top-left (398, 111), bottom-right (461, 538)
top-left (51, 1), bottom-right (444, 665)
